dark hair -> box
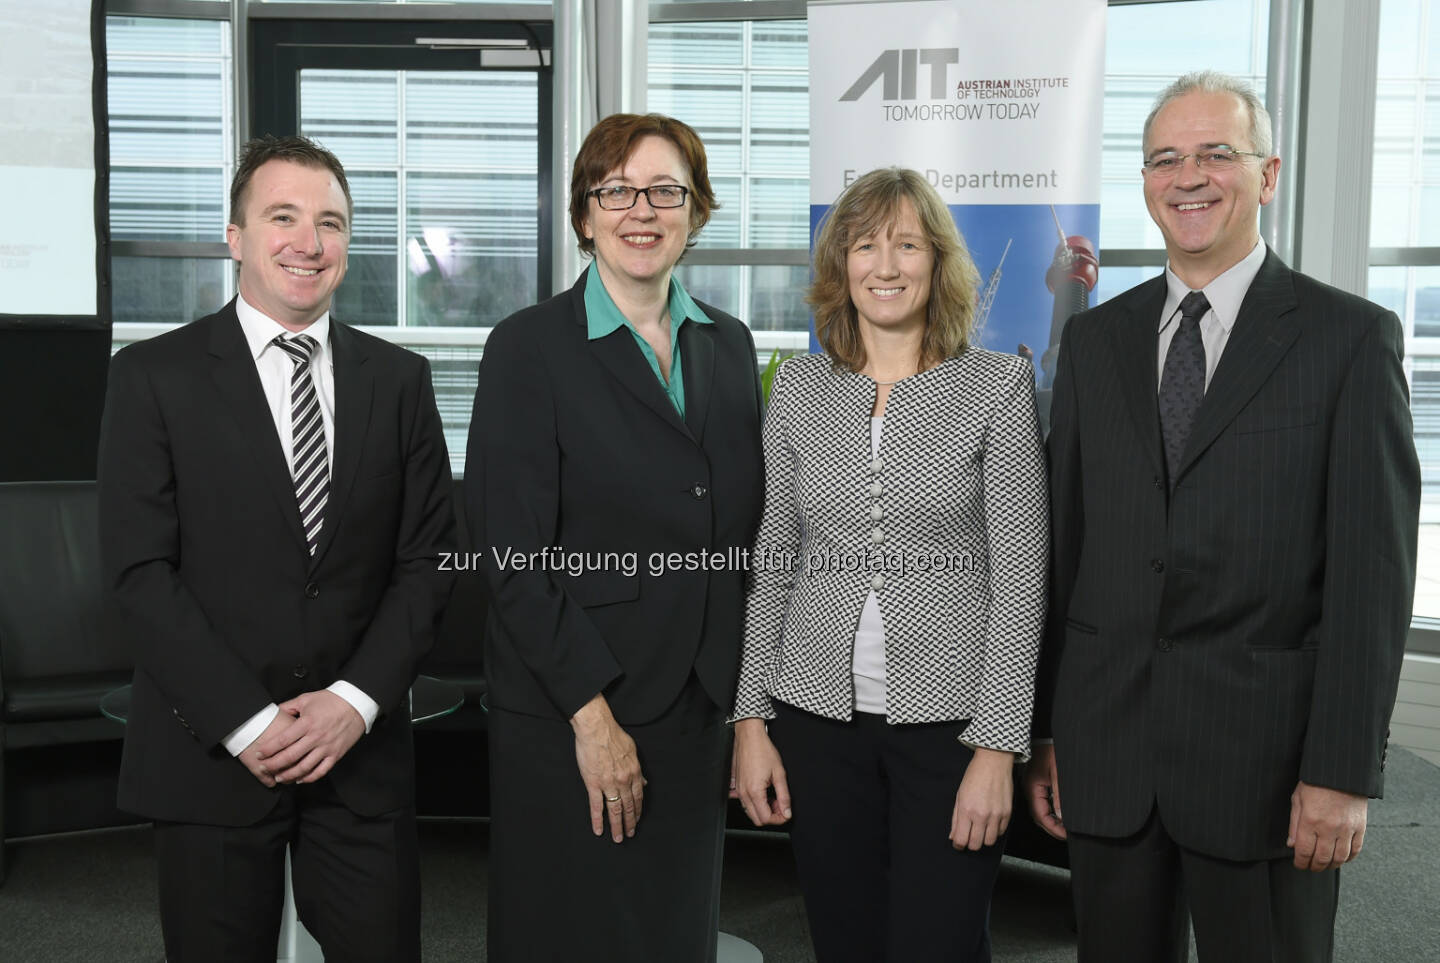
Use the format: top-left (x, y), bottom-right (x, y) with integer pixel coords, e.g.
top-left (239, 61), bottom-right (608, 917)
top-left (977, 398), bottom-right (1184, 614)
top-left (569, 113), bottom-right (717, 257)
top-left (229, 134), bottom-right (353, 228)
top-left (810, 168), bottom-right (980, 372)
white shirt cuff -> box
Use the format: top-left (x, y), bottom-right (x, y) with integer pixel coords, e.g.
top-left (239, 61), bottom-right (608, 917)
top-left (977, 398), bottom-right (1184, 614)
top-left (328, 680), bottom-right (379, 734)
top-left (223, 703), bottom-right (280, 756)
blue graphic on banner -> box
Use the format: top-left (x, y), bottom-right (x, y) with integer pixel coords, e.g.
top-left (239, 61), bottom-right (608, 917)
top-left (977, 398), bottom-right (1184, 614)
top-left (809, 202), bottom-right (1101, 388)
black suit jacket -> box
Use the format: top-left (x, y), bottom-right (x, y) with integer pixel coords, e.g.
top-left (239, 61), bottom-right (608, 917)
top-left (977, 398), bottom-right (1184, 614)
top-left (464, 269), bottom-right (764, 724)
top-left (1035, 252), bottom-right (1420, 861)
top-left (98, 301), bottom-right (455, 826)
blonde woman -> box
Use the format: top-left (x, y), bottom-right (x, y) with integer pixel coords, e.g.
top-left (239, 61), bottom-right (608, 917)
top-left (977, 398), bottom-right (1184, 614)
top-left (731, 167), bottom-right (1048, 962)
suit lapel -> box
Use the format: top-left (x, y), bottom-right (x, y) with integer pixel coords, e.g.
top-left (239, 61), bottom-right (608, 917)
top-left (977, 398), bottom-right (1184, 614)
top-left (572, 278), bottom-right (695, 442)
top-left (311, 321), bottom-right (372, 569)
top-left (1174, 252), bottom-right (1300, 482)
top-left (207, 306), bottom-right (309, 552)
top-left (1108, 276), bottom-right (1168, 478)
top-left (680, 320), bottom-right (715, 443)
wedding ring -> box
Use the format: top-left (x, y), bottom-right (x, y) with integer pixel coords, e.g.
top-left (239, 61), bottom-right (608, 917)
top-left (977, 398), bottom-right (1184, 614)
top-left (605, 794), bottom-right (621, 802)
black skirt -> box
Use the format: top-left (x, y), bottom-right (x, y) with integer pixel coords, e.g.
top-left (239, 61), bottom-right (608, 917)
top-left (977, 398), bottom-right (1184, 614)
top-left (486, 680), bottom-right (730, 963)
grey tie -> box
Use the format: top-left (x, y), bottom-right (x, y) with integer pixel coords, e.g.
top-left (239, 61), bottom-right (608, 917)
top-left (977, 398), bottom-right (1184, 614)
top-left (274, 335), bottom-right (329, 555)
top-left (1158, 290), bottom-right (1210, 487)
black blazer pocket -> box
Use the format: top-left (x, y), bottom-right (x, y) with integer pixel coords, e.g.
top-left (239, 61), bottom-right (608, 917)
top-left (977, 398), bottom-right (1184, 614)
top-left (1234, 404), bottom-right (1318, 434)
top-left (566, 570), bottom-right (640, 608)
top-left (1065, 617), bottom-right (1098, 635)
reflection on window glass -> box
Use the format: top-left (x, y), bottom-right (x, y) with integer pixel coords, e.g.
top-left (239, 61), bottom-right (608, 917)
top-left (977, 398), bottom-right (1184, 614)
top-left (106, 16), bottom-right (231, 243)
top-left (112, 257), bottom-right (230, 324)
top-left (300, 68), bottom-right (539, 326)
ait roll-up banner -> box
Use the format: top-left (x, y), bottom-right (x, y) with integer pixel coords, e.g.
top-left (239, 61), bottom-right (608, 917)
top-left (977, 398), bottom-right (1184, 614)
top-left (810, 0), bottom-right (1106, 392)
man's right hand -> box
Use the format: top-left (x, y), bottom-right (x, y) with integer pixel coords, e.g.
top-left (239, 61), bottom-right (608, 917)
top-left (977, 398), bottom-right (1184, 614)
top-left (1023, 742), bottom-right (1067, 840)
top-left (237, 708), bottom-right (303, 788)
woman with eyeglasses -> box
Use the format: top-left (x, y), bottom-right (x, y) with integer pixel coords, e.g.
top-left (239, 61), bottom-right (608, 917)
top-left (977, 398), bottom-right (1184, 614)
top-left (731, 167), bottom-right (1048, 962)
top-left (464, 113), bottom-right (764, 962)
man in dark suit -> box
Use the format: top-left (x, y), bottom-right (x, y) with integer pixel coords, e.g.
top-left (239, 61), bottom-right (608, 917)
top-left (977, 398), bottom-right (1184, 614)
top-left (98, 135), bottom-right (455, 962)
top-left (1025, 72), bottom-right (1420, 961)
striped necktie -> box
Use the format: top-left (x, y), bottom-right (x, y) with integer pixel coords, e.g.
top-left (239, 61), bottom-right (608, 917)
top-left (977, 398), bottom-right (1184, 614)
top-left (274, 334), bottom-right (329, 555)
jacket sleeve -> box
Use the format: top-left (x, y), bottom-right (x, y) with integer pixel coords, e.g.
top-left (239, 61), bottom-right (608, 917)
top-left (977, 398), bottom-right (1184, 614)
top-left (960, 357), bottom-right (1049, 758)
top-left (1032, 324), bottom-right (1083, 741)
top-left (463, 317), bottom-right (623, 719)
top-left (732, 358), bottom-right (801, 721)
top-left (1300, 309), bottom-right (1419, 797)
top-left (98, 346), bottom-right (274, 747)
top-left (334, 354), bottom-right (457, 712)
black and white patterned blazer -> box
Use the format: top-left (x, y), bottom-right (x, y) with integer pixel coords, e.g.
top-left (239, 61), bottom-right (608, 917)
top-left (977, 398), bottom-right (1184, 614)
top-left (732, 349), bottom-right (1048, 755)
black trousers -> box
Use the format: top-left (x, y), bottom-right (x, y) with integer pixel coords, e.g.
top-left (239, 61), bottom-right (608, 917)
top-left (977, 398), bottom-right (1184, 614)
top-left (153, 777), bottom-right (420, 963)
top-left (1067, 806), bottom-right (1340, 963)
top-left (487, 677), bottom-right (729, 963)
top-left (768, 701), bottom-right (1006, 963)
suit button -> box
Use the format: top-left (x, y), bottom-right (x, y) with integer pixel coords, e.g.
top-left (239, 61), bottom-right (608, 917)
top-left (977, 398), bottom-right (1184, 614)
top-left (691, 484), bottom-right (708, 499)
top-left (871, 529), bottom-right (885, 544)
top-left (870, 505), bottom-right (884, 521)
top-left (870, 457), bottom-right (883, 475)
top-left (1157, 637), bottom-right (1172, 652)
top-left (305, 582), bottom-right (320, 599)
top-left (869, 482), bottom-right (883, 498)
top-left (871, 574), bottom-right (885, 591)
top-left (293, 665), bottom-right (309, 679)
top-left (1153, 476), bottom-right (1164, 491)
top-left (1150, 558), bottom-right (1165, 573)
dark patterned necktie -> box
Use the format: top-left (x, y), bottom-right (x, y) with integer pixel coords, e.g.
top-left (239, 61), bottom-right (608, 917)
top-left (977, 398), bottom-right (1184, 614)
top-left (1159, 290), bottom-right (1210, 486)
top-left (274, 334), bottom-right (329, 555)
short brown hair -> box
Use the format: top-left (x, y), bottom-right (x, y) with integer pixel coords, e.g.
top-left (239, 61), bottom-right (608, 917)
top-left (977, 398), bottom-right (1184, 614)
top-left (230, 134), bottom-right (353, 228)
top-left (810, 167), bottom-right (980, 372)
top-left (569, 113), bottom-right (717, 257)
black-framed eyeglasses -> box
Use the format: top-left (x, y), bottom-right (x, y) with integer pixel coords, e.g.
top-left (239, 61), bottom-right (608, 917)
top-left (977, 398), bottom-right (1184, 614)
top-left (1142, 147), bottom-right (1269, 177)
top-left (586, 185), bottom-right (690, 210)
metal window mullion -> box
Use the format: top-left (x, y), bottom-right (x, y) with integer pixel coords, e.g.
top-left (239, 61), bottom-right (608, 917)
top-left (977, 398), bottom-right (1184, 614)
top-left (397, 69), bottom-right (409, 328)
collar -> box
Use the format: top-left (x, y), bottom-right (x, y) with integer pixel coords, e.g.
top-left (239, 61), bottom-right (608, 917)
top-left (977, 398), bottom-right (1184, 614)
top-left (236, 294), bottom-right (331, 362)
top-left (584, 267), bottom-right (714, 341)
top-left (1159, 239), bottom-right (1266, 335)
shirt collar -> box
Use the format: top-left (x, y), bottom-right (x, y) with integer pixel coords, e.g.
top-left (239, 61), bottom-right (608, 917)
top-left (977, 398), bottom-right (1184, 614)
top-left (584, 266), bottom-right (714, 341)
top-left (1159, 239), bottom-right (1266, 335)
top-left (236, 294), bottom-right (331, 362)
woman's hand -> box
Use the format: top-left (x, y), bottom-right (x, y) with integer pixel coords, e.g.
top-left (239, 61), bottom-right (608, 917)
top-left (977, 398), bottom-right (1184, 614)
top-left (949, 746), bottom-right (1015, 850)
top-left (731, 718), bottom-right (793, 827)
top-left (570, 694), bottom-right (645, 843)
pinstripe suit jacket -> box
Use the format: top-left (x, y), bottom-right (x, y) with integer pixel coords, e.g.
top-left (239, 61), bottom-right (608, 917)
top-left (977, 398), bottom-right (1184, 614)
top-left (1035, 251), bottom-right (1420, 861)
top-left (733, 349), bottom-right (1048, 756)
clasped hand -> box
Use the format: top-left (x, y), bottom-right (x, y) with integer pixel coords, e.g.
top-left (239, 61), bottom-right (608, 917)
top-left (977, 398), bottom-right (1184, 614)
top-left (239, 690), bottom-right (366, 787)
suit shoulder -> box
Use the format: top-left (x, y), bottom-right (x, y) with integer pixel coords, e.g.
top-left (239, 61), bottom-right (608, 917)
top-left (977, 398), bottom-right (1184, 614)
top-left (485, 289), bottom-right (578, 352)
top-left (111, 309), bottom-right (225, 370)
top-left (1287, 270), bottom-right (1395, 324)
top-left (337, 322), bottom-right (432, 375)
top-left (954, 344), bottom-right (1033, 379)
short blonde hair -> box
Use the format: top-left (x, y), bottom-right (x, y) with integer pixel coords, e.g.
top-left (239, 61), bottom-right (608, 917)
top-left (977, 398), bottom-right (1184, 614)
top-left (809, 168), bottom-right (980, 372)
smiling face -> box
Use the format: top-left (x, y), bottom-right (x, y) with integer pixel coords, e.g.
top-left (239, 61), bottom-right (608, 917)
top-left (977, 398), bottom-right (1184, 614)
top-left (225, 158), bottom-right (350, 331)
top-left (846, 198), bottom-right (935, 337)
top-left (1142, 89), bottom-right (1279, 288)
top-left (582, 135), bottom-right (693, 290)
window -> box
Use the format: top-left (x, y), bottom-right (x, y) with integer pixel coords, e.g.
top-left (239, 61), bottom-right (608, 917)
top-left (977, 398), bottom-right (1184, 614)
top-left (1371, 0), bottom-right (1440, 633)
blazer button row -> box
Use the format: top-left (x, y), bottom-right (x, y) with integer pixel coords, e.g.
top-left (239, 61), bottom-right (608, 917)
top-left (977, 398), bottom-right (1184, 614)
top-left (869, 460), bottom-right (885, 590)
top-left (305, 582), bottom-right (320, 599)
top-left (691, 483), bottom-right (708, 500)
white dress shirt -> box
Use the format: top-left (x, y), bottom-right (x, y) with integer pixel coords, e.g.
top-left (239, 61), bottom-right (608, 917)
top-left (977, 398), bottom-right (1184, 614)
top-left (221, 295), bottom-right (379, 757)
top-left (1155, 239), bottom-right (1267, 390)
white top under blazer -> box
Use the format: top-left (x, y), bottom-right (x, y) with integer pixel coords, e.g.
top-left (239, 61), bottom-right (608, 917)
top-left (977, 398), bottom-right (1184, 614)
top-left (732, 349), bottom-right (1049, 756)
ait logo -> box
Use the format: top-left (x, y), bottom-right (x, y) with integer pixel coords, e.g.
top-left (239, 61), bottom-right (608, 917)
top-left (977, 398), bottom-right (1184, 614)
top-left (840, 48), bottom-right (959, 101)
